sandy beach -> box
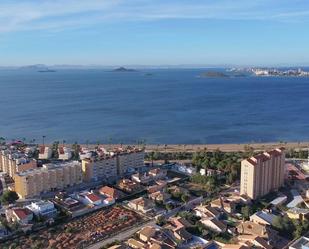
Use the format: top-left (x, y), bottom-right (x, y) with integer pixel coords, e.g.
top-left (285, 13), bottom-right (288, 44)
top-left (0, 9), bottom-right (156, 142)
top-left (74, 141), bottom-right (309, 153)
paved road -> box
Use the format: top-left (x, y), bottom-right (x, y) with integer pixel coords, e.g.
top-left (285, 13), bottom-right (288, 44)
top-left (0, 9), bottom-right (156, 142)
top-left (87, 219), bottom-right (156, 249)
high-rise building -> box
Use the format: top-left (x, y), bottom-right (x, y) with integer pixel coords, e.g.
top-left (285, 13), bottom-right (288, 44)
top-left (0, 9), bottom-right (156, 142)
top-left (81, 147), bottom-right (145, 181)
top-left (240, 148), bottom-right (285, 200)
top-left (0, 149), bottom-right (37, 178)
top-left (14, 161), bottom-right (82, 199)
top-left (82, 156), bottom-right (118, 181)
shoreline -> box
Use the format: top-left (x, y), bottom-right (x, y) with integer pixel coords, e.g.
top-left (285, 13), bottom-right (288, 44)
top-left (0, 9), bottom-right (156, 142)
top-left (53, 141), bottom-right (309, 152)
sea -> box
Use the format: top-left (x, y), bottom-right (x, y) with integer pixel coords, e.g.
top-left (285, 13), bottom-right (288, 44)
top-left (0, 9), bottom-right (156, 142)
top-left (0, 68), bottom-right (309, 144)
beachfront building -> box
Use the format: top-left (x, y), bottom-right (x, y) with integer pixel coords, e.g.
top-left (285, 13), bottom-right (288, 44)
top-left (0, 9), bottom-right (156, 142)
top-left (115, 147), bottom-right (145, 175)
top-left (58, 146), bottom-right (72, 160)
top-left (82, 147), bottom-right (145, 181)
top-left (14, 161), bottom-right (82, 199)
top-left (240, 148), bottom-right (285, 199)
top-left (0, 149), bottom-right (37, 178)
top-left (82, 156), bottom-right (118, 182)
top-left (38, 146), bottom-right (52, 160)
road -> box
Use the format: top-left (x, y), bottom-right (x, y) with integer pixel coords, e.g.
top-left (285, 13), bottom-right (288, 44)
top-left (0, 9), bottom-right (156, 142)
top-left (87, 219), bottom-right (156, 249)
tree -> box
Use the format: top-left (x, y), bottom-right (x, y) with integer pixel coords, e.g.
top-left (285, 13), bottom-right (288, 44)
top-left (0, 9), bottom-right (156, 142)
top-left (181, 194), bottom-right (190, 203)
top-left (241, 206), bottom-right (251, 220)
top-left (0, 190), bottom-right (19, 205)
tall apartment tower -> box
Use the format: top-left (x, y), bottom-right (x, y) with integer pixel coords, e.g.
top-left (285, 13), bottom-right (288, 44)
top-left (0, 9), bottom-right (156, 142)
top-left (240, 148), bottom-right (285, 200)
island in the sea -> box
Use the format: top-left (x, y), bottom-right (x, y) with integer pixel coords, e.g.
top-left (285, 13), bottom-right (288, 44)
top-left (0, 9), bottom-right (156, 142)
top-left (112, 67), bottom-right (137, 72)
top-left (38, 68), bottom-right (56, 73)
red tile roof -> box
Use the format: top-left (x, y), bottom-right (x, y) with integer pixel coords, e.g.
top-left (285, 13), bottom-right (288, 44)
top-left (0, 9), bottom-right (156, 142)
top-left (13, 208), bottom-right (32, 220)
top-left (99, 186), bottom-right (120, 199)
top-left (86, 193), bottom-right (101, 202)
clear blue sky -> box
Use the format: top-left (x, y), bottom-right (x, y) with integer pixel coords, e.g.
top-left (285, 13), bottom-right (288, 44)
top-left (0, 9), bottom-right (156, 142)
top-left (1, 0), bottom-right (309, 66)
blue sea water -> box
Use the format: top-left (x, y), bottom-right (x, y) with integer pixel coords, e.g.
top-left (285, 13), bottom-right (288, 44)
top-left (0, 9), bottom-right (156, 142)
top-left (0, 68), bottom-right (309, 144)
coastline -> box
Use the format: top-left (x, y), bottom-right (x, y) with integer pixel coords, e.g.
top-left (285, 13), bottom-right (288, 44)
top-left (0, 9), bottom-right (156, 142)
top-left (61, 141), bottom-right (309, 152)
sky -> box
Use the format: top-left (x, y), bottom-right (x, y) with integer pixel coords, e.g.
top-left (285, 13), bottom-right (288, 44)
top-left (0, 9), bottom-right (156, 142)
top-left (0, 0), bottom-right (309, 66)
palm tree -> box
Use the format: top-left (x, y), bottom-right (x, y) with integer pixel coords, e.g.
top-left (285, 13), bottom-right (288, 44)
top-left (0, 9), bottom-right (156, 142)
top-left (42, 136), bottom-right (46, 145)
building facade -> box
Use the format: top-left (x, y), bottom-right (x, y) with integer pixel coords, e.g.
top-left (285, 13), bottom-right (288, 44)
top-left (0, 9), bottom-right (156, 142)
top-left (15, 161), bottom-right (82, 199)
top-left (240, 148), bottom-right (285, 199)
top-left (0, 149), bottom-right (37, 178)
top-left (82, 147), bottom-right (145, 181)
top-left (82, 156), bottom-right (118, 181)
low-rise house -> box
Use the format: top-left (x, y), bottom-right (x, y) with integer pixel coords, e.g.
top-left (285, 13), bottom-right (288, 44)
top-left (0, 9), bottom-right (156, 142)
top-left (253, 236), bottom-right (273, 249)
top-left (103, 197), bottom-right (115, 205)
top-left (132, 173), bottom-right (152, 184)
top-left (128, 197), bottom-right (155, 213)
top-left (6, 208), bottom-right (33, 224)
top-left (289, 235), bottom-right (309, 249)
top-left (168, 186), bottom-right (189, 196)
top-left (173, 227), bottom-right (192, 243)
top-left (269, 195), bottom-right (287, 207)
top-left (149, 191), bottom-right (171, 203)
top-left (118, 179), bottom-right (141, 193)
top-left (99, 186), bottom-right (123, 200)
top-left (127, 238), bottom-right (146, 249)
top-left (38, 146), bottom-right (52, 159)
top-left (250, 211), bottom-right (276, 226)
top-left (168, 217), bottom-right (193, 230)
top-left (76, 191), bottom-right (103, 206)
top-left (286, 207), bottom-right (309, 221)
top-left (149, 168), bottom-right (167, 180)
top-left (194, 205), bottom-right (221, 219)
top-left (236, 221), bottom-right (268, 239)
top-left (139, 226), bottom-right (157, 242)
top-left (26, 200), bottom-right (57, 218)
top-left (201, 217), bottom-right (227, 233)
top-left (148, 180), bottom-right (167, 194)
top-left (58, 146), bottom-right (72, 160)
top-left (211, 197), bottom-right (236, 214)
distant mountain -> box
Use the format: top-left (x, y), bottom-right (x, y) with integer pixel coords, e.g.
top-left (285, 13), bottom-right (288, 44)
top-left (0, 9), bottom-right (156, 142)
top-left (112, 67), bottom-right (137, 72)
top-left (20, 64), bottom-right (47, 70)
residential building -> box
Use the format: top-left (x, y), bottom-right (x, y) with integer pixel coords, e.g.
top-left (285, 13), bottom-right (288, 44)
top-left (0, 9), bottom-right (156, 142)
top-left (26, 200), bottom-right (57, 218)
top-left (99, 186), bottom-right (123, 200)
top-left (149, 190), bottom-right (171, 203)
top-left (148, 168), bottom-right (167, 180)
top-left (250, 211), bottom-right (276, 226)
top-left (139, 226), bottom-right (157, 242)
top-left (14, 161), bottom-right (82, 198)
top-left (75, 191), bottom-right (103, 206)
top-left (118, 179), bottom-right (141, 193)
top-left (0, 149), bottom-right (37, 178)
top-left (38, 146), bottom-right (52, 159)
top-left (6, 208), bottom-right (33, 224)
top-left (201, 217), bottom-right (227, 233)
top-left (114, 147), bottom-right (145, 175)
top-left (173, 227), bottom-right (192, 243)
top-left (132, 172), bottom-right (152, 184)
top-left (194, 205), bottom-right (221, 219)
top-left (127, 238), bottom-right (146, 249)
top-left (58, 146), bottom-right (72, 160)
top-left (289, 235), bottom-right (309, 249)
top-left (211, 197), bottom-right (236, 214)
top-left (82, 156), bottom-right (117, 182)
top-left (128, 197), bottom-right (155, 213)
top-left (286, 207), bottom-right (309, 221)
top-left (240, 148), bottom-right (285, 199)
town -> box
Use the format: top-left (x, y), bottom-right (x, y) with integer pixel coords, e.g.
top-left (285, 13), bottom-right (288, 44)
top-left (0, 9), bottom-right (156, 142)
top-left (0, 139), bottom-right (308, 249)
